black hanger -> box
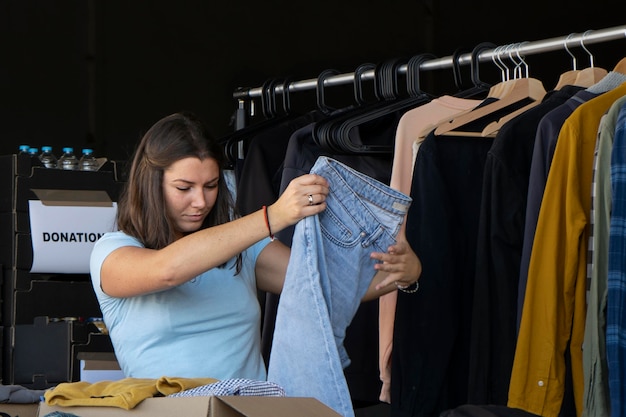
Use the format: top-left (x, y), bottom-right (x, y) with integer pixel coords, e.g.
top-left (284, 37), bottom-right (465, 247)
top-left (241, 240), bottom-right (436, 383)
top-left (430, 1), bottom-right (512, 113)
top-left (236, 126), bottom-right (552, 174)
top-left (280, 77), bottom-right (293, 115)
top-left (220, 77), bottom-right (298, 165)
top-left (405, 53), bottom-right (437, 99)
top-left (313, 63), bottom-right (380, 153)
top-left (374, 58), bottom-right (403, 100)
top-left (451, 47), bottom-right (470, 92)
top-left (354, 63), bottom-right (377, 106)
top-left (260, 77), bottom-right (281, 119)
top-left (312, 59), bottom-right (402, 154)
top-left (452, 42), bottom-right (494, 98)
top-left (315, 55), bottom-right (433, 155)
top-left (316, 69), bottom-right (341, 116)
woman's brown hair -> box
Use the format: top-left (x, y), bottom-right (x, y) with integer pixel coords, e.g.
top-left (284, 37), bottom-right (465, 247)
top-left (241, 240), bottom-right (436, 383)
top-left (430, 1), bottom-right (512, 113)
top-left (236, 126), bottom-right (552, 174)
top-left (116, 111), bottom-right (241, 268)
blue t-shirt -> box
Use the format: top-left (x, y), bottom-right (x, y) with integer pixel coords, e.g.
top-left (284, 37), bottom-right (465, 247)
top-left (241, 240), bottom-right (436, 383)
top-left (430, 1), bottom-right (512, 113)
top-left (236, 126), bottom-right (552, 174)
top-left (90, 230), bottom-right (271, 380)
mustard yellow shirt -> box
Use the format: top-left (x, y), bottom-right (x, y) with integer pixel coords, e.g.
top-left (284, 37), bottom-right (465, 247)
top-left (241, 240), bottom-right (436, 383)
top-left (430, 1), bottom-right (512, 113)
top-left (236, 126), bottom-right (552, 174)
top-left (44, 376), bottom-right (218, 409)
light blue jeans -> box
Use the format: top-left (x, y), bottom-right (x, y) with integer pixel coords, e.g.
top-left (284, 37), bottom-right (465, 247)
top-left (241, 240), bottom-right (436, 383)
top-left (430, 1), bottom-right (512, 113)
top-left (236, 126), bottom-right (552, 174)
top-left (267, 156), bottom-right (411, 417)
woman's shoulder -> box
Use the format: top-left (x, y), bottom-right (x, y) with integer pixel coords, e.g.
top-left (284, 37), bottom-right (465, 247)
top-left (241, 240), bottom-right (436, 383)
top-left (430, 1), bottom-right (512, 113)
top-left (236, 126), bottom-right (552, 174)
top-left (90, 231), bottom-right (144, 282)
top-left (94, 230), bottom-right (143, 251)
top-left (99, 230), bottom-right (140, 243)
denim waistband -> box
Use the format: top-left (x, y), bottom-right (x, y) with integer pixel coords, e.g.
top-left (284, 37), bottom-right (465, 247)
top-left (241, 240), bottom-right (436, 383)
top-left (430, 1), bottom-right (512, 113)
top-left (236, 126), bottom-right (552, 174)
top-left (310, 156), bottom-right (412, 230)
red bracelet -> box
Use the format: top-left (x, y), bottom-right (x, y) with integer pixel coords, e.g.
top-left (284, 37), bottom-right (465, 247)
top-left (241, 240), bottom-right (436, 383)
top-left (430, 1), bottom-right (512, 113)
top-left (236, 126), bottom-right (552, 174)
top-left (262, 205), bottom-right (275, 241)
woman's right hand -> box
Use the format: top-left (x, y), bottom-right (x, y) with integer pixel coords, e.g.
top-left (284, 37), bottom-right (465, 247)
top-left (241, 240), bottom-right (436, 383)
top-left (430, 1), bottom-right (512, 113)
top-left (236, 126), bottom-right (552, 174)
top-left (268, 173), bottom-right (330, 231)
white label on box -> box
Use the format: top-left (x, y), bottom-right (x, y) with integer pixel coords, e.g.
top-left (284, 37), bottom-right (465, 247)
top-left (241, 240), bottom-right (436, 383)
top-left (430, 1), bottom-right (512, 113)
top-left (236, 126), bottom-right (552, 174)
top-left (29, 200), bottom-right (118, 273)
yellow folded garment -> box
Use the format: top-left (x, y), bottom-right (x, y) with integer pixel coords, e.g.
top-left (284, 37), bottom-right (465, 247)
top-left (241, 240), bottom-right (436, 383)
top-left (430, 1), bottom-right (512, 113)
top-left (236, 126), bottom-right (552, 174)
top-left (44, 376), bottom-right (218, 409)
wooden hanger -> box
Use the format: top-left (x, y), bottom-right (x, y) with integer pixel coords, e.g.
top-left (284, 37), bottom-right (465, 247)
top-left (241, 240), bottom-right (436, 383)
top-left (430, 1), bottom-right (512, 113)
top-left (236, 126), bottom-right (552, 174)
top-left (554, 71), bottom-right (580, 90)
top-left (613, 57), bottom-right (626, 75)
top-left (434, 43), bottom-right (546, 138)
top-left (554, 34), bottom-right (581, 90)
top-left (573, 67), bottom-right (608, 86)
top-left (572, 30), bottom-right (608, 86)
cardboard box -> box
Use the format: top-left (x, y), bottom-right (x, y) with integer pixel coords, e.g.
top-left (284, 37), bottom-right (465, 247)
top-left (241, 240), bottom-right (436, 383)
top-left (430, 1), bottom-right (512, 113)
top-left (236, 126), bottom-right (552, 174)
top-left (7, 158), bottom-right (124, 275)
top-left (78, 352), bottom-right (125, 383)
top-left (37, 396), bottom-right (342, 417)
top-left (0, 403), bottom-right (39, 417)
top-left (79, 360), bottom-right (125, 384)
top-left (20, 189), bottom-right (118, 274)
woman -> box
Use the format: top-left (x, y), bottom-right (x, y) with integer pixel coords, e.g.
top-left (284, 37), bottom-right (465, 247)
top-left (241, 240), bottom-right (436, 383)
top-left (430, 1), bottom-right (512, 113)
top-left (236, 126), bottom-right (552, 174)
top-left (89, 111), bottom-right (420, 381)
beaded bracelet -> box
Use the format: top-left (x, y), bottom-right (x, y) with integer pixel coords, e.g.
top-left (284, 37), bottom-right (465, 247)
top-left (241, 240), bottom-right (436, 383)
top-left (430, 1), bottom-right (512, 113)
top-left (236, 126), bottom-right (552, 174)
top-left (262, 205), bottom-right (275, 241)
top-left (396, 280), bottom-right (419, 294)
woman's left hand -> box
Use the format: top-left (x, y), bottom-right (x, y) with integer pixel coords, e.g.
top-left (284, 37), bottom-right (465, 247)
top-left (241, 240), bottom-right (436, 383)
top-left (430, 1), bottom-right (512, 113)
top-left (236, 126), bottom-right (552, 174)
top-left (370, 237), bottom-right (421, 292)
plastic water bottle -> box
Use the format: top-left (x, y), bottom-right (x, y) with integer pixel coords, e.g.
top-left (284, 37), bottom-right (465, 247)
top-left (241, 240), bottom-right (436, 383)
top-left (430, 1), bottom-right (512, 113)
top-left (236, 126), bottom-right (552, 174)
top-left (39, 146), bottom-right (58, 168)
top-left (27, 147), bottom-right (39, 167)
top-left (79, 148), bottom-right (99, 171)
top-left (58, 147), bottom-right (79, 170)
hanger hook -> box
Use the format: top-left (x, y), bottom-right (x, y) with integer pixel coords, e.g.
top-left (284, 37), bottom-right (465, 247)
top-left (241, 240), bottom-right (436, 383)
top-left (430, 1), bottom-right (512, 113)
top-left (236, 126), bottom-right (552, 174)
top-left (564, 33), bottom-right (577, 71)
top-left (512, 43), bottom-right (524, 78)
top-left (498, 44), bottom-right (511, 81)
top-left (506, 43), bottom-right (521, 79)
top-left (451, 47), bottom-right (469, 91)
top-left (316, 69), bottom-right (340, 115)
top-left (470, 42), bottom-right (496, 89)
top-left (406, 53), bottom-right (436, 97)
top-left (515, 41), bottom-right (530, 78)
top-left (353, 63), bottom-right (376, 106)
top-left (281, 77), bottom-right (292, 114)
top-left (580, 30), bottom-right (595, 68)
top-left (260, 78), bottom-right (279, 119)
top-left (491, 45), bottom-right (506, 82)
top-left (374, 58), bottom-right (405, 100)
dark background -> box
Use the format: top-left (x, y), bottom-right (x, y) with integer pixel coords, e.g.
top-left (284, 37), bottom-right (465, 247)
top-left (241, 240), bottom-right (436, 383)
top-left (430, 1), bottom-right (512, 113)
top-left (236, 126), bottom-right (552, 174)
top-left (1, 1), bottom-right (625, 161)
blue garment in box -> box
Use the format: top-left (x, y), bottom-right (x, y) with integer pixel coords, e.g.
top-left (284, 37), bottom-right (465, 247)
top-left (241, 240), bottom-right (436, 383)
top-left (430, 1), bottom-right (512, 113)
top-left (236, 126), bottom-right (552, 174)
top-left (267, 156), bottom-right (411, 417)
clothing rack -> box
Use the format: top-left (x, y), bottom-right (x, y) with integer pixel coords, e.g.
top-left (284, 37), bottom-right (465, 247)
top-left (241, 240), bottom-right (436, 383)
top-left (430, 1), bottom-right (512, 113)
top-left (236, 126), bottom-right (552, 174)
top-left (232, 25), bottom-right (626, 101)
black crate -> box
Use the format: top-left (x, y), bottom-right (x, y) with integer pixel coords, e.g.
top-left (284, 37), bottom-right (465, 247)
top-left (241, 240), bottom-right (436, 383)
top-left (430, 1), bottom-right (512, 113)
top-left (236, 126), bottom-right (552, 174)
top-left (0, 153), bottom-right (39, 214)
top-left (11, 279), bottom-right (101, 326)
top-left (10, 316), bottom-right (112, 389)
